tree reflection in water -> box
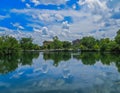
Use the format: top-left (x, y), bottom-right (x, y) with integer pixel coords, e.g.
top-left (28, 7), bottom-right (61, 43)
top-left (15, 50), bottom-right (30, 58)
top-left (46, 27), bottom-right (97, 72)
top-left (43, 52), bottom-right (71, 67)
top-left (0, 51), bottom-right (39, 74)
top-left (73, 52), bottom-right (120, 72)
top-left (1, 51), bottom-right (120, 74)
top-left (43, 52), bottom-right (120, 72)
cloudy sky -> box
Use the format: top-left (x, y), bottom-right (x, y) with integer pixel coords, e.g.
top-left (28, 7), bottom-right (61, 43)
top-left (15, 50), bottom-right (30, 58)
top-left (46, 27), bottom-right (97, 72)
top-left (0, 0), bottom-right (120, 44)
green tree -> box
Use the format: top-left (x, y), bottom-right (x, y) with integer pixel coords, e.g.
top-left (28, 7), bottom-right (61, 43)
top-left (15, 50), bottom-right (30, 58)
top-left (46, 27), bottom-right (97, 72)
top-left (115, 35), bottom-right (120, 45)
top-left (107, 41), bottom-right (118, 52)
top-left (0, 36), bottom-right (20, 54)
top-left (93, 44), bottom-right (100, 50)
top-left (115, 29), bottom-right (120, 46)
top-left (52, 36), bottom-right (63, 49)
top-left (4, 36), bottom-right (20, 50)
top-left (80, 36), bottom-right (96, 50)
top-left (62, 41), bottom-right (71, 49)
top-left (20, 37), bottom-right (33, 50)
top-left (32, 44), bottom-right (40, 50)
top-left (0, 37), bottom-right (4, 50)
top-left (99, 38), bottom-right (110, 51)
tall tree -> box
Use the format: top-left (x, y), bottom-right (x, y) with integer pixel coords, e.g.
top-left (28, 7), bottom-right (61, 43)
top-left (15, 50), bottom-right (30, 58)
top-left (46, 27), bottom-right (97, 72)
top-left (80, 36), bottom-right (96, 50)
top-left (115, 29), bottom-right (120, 44)
top-left (52, 36), bottom-right (63, 49)
top-left (20, 37), bottom-right (33, 50)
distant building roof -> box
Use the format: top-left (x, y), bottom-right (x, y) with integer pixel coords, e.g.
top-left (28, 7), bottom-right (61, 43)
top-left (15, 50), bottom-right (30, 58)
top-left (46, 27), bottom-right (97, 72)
top-left (72, 39), bottom-right (80, 45)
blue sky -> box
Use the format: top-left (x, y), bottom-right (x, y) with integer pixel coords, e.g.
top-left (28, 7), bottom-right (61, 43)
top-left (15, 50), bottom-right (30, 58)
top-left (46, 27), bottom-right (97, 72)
top-left (0, 0), bottom-right (120, 44)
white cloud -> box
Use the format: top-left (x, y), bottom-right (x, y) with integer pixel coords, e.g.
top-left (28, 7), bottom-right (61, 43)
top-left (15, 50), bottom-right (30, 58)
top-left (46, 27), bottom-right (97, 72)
top-left (55, 14), bottom-right (64, 21)
top-left (30, 0), bottom-right (67, 6)
top-left (41, 27), bottom-right (48, 35)
top-left (21, 0), bottom-right (25, 2)
top-left (6, 0), bottom-right (120, 44)
top-left (62, 21), bottom-right (70, 32)
top-left (10, 7), bottom-right (118, 41)
top-left (31, 0), bottom-right (40, 6)
top-left (78, 0), bottom-right (109, 15)
top-left (26, 3), bottom-right (31, 8)
top-left (11, 23), bottom-right (24, 30)
top-left (78, 0), bottom-right (108, 9)
top-left (0, 15), bottom-right (10, 20)
top-left (72, 4), bottom-right (76, 10)
top-left (11, 9), bottom-right (64, 23)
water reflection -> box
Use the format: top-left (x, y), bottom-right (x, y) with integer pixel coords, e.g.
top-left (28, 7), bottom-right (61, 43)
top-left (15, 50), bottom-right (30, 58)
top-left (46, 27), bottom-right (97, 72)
top-left (73, 52), bottom-right (120, 72)
top-left (43, 52), bottom-right (120, 72)
top-left (0, 51), bottom-right (39, 74)
top-left (1, 52), bottom-right (120, 93)
top-left (1, 52), bottom-right (120, 74)
top-left (43, 52), bottom-right (71, 67)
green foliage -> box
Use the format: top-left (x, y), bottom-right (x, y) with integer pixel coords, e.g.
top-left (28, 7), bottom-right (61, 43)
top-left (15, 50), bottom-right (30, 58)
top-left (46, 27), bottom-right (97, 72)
top-left (0, 36), bottom-right (20, 55)
top-left (115, 35), bottom-right (120, 44)
top-left (42, 36), bottom-right (71, 50)
top-left (93, 44), bottom-right (99, 50)
top-left (20, 37), bottom-right (33, 50)
top-left (52, 36), bottom-right (63, 49)
top-left (99, 38), bottom-right (110, 51)
top-left (1, 29), bottom-right (120, 54)
top-left (80, 36), bottom-right (96, 50)
top-left (80, 44), bottom-right (86, 50)
top-left (62, 41), bottom-right (71, 49)
top-left (0, 36), bottom-right (40, 55)
top-left (20, 37), bottom-right (40, 50)
top-left (115, 30), bottom-right (120, 46)
top-left (41, 29), bottom-right (120, 52)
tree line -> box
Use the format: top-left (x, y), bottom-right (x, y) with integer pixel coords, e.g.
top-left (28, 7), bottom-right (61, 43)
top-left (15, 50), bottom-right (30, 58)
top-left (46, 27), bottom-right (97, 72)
top-left (0, 36), bottom-right (40, 55)
top-left (42, 29), bottom-right (120, 52)
top-left (1, 29), bottom-right (120, 55)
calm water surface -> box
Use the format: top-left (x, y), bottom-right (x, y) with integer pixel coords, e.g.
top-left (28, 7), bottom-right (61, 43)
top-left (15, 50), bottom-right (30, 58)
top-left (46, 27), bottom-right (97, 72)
top-left (0, 52), bottom-right (120, 93)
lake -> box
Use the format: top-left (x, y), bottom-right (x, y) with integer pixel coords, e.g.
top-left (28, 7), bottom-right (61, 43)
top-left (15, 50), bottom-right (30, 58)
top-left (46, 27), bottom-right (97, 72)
top-left (0, 51), bottom-right (120, 93)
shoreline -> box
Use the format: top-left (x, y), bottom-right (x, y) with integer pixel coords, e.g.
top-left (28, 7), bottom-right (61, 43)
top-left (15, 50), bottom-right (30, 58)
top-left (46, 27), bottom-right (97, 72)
top-left (0, 49), bottom-right (120, 55)
top-left (14, 49), bottom-right (120, 53)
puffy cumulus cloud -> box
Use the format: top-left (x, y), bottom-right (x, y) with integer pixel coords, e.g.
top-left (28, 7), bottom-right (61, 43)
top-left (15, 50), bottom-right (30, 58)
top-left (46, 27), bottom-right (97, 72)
top-left (3, 0), bottom-right (120, 44)
top-left (78, 0), bottom-right (107, 9)
top-left (11, 9), bottom-right (64, 24)
top-left (30, 0), bottom-right (67, 6)
top-left (41, 27), bottom-right (49, 35)
top-left (36, 13), bottom-right (64, 23)
top-left (78, 0), bottom-right (109, 14)
top-left (10, 6), bottom-right (119, 42)
top-left (62, 21), bottom-right (70, 31)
